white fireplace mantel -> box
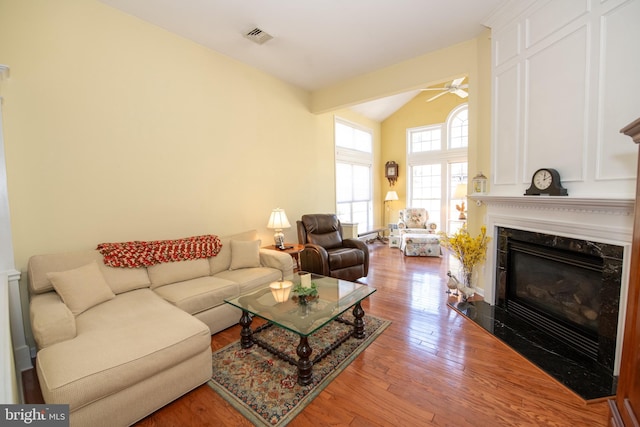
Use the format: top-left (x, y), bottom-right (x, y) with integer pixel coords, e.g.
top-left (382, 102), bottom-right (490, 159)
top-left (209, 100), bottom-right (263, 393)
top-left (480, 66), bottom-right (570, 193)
top-left (470, 195), bottom-right (635, 216)
top-left (476, 195), bottom-right (634, 303)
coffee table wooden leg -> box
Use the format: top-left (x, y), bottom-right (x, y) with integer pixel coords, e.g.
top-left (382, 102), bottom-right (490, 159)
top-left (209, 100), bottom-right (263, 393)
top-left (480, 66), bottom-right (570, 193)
top-left (296, 336), bottom-right (313, 386)
top-left (239, 310), bottom-right (254, 349)
top-left (352, 302), bottom-right (366, 339)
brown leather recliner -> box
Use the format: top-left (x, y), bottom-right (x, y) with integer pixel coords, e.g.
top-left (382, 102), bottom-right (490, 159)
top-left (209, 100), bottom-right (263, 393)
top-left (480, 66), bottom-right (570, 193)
top-left (297, 214), bottom-right (369, 281)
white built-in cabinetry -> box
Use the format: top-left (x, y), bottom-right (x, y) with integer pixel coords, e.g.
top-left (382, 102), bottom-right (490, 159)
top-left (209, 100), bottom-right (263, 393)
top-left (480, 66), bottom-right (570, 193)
top-left (485, 0), bottom-right (640, 198)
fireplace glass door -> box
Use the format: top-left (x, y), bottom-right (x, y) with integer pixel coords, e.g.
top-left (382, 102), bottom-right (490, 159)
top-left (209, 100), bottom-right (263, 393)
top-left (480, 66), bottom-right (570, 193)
top-left (508, 241), bottom-right (603, 340)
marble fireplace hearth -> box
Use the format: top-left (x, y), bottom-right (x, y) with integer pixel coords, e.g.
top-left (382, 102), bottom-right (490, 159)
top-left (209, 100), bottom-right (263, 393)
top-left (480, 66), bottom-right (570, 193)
top-left (449, 299), bottom-right (617, 400)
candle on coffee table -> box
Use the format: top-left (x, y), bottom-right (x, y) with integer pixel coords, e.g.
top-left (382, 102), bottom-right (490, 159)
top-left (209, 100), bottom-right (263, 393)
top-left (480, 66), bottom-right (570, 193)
top-left (300, 273), bottom-right (311, 288)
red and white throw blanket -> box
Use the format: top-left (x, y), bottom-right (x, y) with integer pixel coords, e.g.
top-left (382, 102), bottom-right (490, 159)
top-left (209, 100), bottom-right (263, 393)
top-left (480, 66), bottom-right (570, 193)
top-left (97, 234), bottom-right (222, 268)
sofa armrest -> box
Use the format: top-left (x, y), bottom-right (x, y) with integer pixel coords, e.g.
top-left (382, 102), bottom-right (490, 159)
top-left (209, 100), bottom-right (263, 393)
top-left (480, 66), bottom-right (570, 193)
top-left (259, 249), bottom-right (294, 279)
top-left (30, 292), bottom-right (77, 349)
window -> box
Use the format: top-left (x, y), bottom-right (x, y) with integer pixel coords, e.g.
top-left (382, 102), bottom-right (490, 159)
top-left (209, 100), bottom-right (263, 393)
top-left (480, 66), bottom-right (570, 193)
top-left (448, 106), bottom-right (468, 149)
top-left (410, 126), bottom-right (441, 152)
top-left (406, 104), bottom-right (468, 233)
top-left (335, 118), bottom-right (373, 234)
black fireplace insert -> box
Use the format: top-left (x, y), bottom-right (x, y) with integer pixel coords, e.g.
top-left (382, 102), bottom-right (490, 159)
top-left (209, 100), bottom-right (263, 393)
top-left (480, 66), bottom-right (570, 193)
top-left (496, 227), bottom-right (623, 371)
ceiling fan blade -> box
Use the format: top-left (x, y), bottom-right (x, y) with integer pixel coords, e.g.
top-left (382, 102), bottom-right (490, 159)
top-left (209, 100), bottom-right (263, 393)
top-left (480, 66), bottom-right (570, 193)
top-left (426, 91), bottom-right (448, 102)
top-left (458, 84), bottom-right (469, 89)
top-left (453, 89), bottom-right (469, 98)
top-left (451, 77), bottom-right (465, 87)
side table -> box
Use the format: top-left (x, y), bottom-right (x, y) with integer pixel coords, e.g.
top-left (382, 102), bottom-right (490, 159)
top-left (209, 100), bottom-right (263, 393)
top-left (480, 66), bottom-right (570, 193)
top-left (388, 232), bottom-right (401, 249)
top-left (262, 243), bottom-right (304, 272)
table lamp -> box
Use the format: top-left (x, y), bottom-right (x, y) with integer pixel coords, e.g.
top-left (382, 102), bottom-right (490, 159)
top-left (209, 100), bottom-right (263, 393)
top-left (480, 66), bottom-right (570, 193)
top-left (267, 208), bottom-right (291, 249)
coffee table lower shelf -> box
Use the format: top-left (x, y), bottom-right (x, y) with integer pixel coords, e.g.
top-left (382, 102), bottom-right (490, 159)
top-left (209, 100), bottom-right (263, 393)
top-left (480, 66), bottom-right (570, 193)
top-left (238, 302), bottom-right (367, 386)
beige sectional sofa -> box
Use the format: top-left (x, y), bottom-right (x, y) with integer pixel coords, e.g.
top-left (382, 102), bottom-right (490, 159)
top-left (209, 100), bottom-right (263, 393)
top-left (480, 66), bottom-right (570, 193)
top-left (27, 230), bottom-right (293, 426)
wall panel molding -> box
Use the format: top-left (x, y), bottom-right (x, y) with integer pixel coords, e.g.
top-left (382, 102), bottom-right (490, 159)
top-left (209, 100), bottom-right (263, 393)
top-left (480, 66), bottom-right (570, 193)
top-left (495, 22), bottom-right (521, 68)
top-left (523, 24), bottom-right (590, 183)
top-left (595, 0), bottom-right (640, 181)
top-left (493, 64), bottom-right (520, 185)
top-left (486, 0), bottom-right (639, 197)
top-left (525, 0), bottom-right (590, 49)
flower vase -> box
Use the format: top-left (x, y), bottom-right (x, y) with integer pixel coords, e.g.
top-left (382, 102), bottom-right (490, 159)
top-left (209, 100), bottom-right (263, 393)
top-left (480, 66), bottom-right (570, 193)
top-left (458, 266), bottom-right (476, 302)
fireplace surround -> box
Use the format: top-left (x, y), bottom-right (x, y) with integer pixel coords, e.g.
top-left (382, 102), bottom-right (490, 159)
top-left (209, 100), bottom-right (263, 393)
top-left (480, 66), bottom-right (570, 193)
top-left (477, 195), bottom-right (633, 371)
top-left (451, 195), bottom-right (634, 399)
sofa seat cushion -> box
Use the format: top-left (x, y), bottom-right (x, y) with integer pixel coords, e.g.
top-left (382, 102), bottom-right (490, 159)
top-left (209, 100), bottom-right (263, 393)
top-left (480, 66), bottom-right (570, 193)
top-left (214, 267), bottom-right (282, 294)
top-left (328, 248), bottom-right (365, 270)
top-left (36, 289), bottom-right (211, 411)
top-left (152, 276), bottom-right (238, 315)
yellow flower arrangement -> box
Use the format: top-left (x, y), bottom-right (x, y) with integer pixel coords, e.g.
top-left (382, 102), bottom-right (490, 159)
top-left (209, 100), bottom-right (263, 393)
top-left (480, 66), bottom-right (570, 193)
top-left (438, 225), bottom-right (491, 286)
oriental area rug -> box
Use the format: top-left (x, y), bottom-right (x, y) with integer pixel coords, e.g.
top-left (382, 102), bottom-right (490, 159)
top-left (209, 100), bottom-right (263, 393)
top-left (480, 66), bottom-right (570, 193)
top-left (208, 313), bottom-right (391, 427)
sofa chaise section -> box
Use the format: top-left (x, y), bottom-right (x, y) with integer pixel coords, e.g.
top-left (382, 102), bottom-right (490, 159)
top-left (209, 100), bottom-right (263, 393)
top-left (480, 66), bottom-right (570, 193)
top-left (36, 289), bottom-right (211, 426)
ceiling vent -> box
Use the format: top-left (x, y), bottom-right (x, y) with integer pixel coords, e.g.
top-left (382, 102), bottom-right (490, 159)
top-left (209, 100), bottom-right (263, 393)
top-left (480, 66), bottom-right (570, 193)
top-left (244, 27), bottom-right (273, 45)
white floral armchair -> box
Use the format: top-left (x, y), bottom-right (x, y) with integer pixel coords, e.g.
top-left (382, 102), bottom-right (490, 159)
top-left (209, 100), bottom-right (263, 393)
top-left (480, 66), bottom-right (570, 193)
top-left (397, 208), bottom-right (437, 234)
top-left (397, 208), bottom-right (441, 256)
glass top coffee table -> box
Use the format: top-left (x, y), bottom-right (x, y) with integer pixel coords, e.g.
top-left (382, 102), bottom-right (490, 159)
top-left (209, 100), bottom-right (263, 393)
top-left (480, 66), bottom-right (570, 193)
top-left (224, 274), bottom-right (376, 385)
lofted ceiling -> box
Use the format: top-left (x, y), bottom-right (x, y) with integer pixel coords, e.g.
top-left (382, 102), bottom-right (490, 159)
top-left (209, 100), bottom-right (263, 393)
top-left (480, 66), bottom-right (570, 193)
top-left (98, 0), bottom-right (505, 120)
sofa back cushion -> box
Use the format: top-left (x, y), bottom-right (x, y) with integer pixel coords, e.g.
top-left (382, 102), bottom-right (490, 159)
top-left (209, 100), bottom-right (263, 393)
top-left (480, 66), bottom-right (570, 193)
top-left (28, 250), bottom-right (151, 295)
top-left (147, 258), bottom-right (211, 289)
top-left (209, 230), bottom-right (259, 274)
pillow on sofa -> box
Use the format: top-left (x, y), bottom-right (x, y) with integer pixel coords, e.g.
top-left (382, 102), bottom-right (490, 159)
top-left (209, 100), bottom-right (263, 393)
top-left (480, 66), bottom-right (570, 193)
top-left (46, 261), bottom-right (115, 315)
top-left (209, 230), bottom-right (259, 274)
top-left (229, 239), bottom-right (261, 270)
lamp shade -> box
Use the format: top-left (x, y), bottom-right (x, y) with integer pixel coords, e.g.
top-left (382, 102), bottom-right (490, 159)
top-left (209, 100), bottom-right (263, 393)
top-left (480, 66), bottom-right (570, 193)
top-left (384, 191), bottom-right (399, 201)
top-left (453, 183), bottom-right (467, 199)
top-left (267, 208), bottom-right (291, 229)
top-left (270, 280), bottom-right (292, 303)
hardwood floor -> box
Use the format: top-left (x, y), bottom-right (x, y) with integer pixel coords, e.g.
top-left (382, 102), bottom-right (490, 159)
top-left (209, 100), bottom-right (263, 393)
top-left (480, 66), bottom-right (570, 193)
top-left (23, 244), bottom-right (610, 426)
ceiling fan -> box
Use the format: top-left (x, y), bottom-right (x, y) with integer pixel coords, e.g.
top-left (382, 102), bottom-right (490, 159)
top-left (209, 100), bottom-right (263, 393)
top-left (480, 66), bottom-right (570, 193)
top-left (421, 77), bottom-right (469, 102)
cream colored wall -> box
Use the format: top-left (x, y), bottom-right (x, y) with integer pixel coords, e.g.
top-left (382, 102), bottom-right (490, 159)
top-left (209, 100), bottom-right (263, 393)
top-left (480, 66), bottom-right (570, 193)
top-left (0, 0), bottom-right (489, 357)
top-left (0, 0), bottom-right (338, 276)
top-left (470, 28), bottom-right (492, 233)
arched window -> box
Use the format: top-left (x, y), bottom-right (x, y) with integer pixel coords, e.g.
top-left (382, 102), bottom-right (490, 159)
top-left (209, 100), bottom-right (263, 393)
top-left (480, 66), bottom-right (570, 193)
top-left (406, 103), bottom-right (468, 233)
top-left (448, 104), bottom-right (468, 149)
